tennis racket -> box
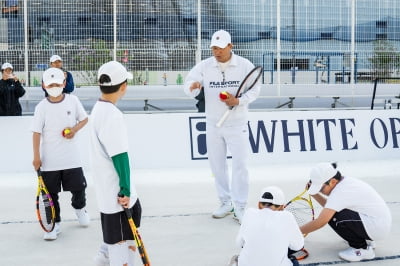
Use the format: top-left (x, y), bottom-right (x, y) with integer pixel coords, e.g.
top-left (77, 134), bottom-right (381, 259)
top-left (118, 196), bottom-right (150, 266)
top-left (216, 66), bottom-right (263, 127)
top-left (285, 188), bottom-right (315, 228)
top-left (284, 188), bottom-right (314, 261)
top-left (36, 169), bottom-right (56, 232)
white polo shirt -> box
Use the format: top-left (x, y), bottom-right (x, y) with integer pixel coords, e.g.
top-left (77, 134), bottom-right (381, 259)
top-left (89, 100), bottom-right (137, 214)
top-left (325, 176), bottom-right (392, 240)
top-left (236, 208), bottom-right (304, 266)
top-left (31, 94), bottom-right (87, 171)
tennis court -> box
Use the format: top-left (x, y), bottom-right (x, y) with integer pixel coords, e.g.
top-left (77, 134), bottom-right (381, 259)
top-left (0, 160), bottom-right (399, 266)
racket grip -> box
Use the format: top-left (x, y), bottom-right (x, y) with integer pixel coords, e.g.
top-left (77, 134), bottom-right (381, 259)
top-left (216, 110), bottom-right (230, 127)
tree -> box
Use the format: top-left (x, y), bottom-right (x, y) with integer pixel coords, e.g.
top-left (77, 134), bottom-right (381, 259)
top-left (368, 40), bottom-right (400, 79)
top-left (72, 39), bottom-right (112, 71)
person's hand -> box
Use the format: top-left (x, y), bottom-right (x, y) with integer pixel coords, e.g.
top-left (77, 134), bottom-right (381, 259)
top-left (118, 194), bottom-right (130, 209)
top-left (32, 157), bottom-right (42, 171)
top-left (305, 180), bottom-right (312, 190)
top-left (189, 81), bottom-right (201, 92)
top-left (62, 127), bottom-right (76, 139)
top-left (5, 73), bottom-right (18, 82)
top-left (221, 92), bottom-right (239, 107)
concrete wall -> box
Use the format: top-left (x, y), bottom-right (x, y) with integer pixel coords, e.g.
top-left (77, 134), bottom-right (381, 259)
top-left (1, 110), bottom-right (399, 173)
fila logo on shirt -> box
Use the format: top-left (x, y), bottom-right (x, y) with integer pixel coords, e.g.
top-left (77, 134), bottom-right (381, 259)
top-left (209, 80), bottom-right (240, 88)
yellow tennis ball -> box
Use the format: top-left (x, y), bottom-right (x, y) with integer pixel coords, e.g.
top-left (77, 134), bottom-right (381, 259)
top-left (62, 129), bottom-right (71, 136)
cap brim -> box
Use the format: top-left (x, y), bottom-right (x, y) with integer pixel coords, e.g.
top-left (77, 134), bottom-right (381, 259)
top-left (308, 182), bottom-right (323, 195)
top-left (210, 42), bottom-right (229, 48)
top-left (43, 78), bottom-right (65, 86)
top-left (259, 199), bottom-right (273, 204)
top-left (126, 72), bottom-right (133, 80)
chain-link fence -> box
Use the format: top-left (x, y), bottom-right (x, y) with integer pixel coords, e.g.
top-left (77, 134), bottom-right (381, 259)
top-left (1, 0), bottom-right (400, 86)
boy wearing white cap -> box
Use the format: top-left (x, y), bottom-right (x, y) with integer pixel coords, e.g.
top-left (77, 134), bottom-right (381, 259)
top-left (235, 186), bottom-right (304, 266)
top-left (0, 62), bottom-right (25, 115)
top-left (301, 163), bottom-right (392, 262)
top-left (184, 30), bottom-right (260, 224)
top-left (90, 61), bottom-right (141, 266)
top-left (31, 67), bottom-right (90, 240)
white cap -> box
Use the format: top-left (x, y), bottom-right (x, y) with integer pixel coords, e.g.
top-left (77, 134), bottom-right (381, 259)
top-left (259, 186), bottom-right (286, 205)
top-left (308, 163), bottom-right (338, 195)
top-left (1, 62), bottom-right (13, 70)
top-left (50, 55), bottom-right (62, 63)
top-left (210, 30), bottom-right (231, 48)
top-left (97, 61), bottom-right (133, 86)
top-left (42, 68), bottom-right (65, 86)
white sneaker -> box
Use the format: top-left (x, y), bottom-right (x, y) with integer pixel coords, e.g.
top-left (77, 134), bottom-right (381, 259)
top-left (233, 207), bottom-right (245, 224)
top-left (212, 202), bottom-right (233, 218)
top-left (338, 246), bottom-right (375, 262)
top-left (94, 246), bottom-right (109, 266)
top-left (43, 222), bottom-right (61, 241)
top-left (75, 208), bottom-right (90, 226)
top-left (367, 240), bottom-right (376, 249)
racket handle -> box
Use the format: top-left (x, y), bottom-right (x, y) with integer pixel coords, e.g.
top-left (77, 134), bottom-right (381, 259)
top-left (216, 109), bottom-right (230, 127)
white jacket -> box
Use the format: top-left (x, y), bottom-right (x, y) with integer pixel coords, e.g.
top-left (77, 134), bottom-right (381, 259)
top-left (184, 54), bottom-right (260, 126)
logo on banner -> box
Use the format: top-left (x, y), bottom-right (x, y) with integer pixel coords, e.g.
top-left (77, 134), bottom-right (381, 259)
top-left (189, 116), bottom-right (207, 160)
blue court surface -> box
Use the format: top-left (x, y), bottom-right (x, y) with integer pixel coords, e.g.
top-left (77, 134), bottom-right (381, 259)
top-left (0, 160), bottom-right (399, 266)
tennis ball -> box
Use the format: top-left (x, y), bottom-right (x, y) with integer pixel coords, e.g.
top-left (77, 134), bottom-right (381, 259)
top-left (219, 91), bottom-right (229, 100)
top-left (62, 129), bottom-right (71, 137)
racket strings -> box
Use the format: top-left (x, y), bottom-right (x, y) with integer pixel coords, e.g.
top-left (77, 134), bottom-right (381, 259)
top-left (38, 191), bottom-right (54, 230)
top-left (234, 66), bottom-right (262, 98)
top-left (285, 199), bottom-right (314, 226)
top-left (241, 68), bottom-right (262, 93)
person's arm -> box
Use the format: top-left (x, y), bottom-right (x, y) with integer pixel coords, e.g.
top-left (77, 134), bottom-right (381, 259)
top-left (63, 117), bottom-right (88, 139)
top-left (300, 208), bottom-right (336, 235)
top-left (287, 213), bottom-right (305, 252)
top-left (32, 132), bottom-right (41, 170)
top-left (311, 193), bottom-right (327, 207)
top-left (184, 63), bottom-right (203, 98)
top-left (236, 209), bottom-right (252, 248)
top-left (14, 80), bottom-right (26, 98)
top-left (63, 72), bottom-right (74, 94)
top-left (112, 152), bottom-right (130, 197)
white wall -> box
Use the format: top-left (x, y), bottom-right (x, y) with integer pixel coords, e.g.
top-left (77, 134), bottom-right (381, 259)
top-left (1, 110), bottom-right (399, 173)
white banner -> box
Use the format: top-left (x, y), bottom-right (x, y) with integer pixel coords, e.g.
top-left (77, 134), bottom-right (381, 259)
top-left (0, 109), bottom-right (399, 172)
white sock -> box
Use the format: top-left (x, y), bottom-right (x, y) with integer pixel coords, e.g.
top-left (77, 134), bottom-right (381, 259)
top-left (127, 240), bottom-right (136, 266)
top-left (108, 242), bottom-right (129, 266)
top-left (99, 242), bottom-right (108, 257)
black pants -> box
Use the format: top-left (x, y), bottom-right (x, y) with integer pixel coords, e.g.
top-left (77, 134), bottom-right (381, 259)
top-left (42, 168), bottom-right (87, 223)
top-left (50, 190), bottom-right (86, 222)
top-left (328, 208), bottom-right (371, 249)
